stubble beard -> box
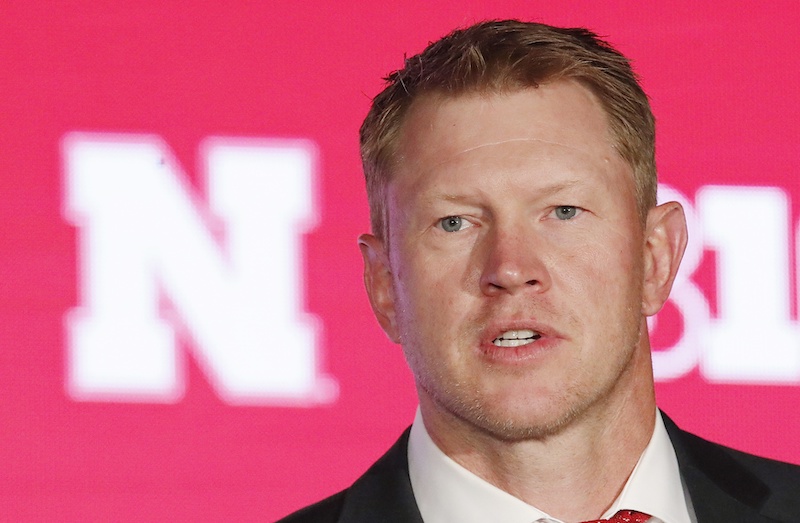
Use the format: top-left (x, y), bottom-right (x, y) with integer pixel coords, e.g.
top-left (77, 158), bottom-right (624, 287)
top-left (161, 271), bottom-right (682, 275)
top-left (419, 373), bottom-right (602, 443)
top-left (406, 308), bottom-right (644, 444)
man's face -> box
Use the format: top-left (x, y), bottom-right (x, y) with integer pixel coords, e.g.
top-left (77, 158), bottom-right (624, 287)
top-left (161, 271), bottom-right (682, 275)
top-left (362, 81), bottom-right (670, 441)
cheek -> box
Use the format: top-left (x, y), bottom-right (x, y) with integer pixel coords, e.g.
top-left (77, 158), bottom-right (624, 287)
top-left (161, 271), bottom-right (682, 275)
top-left (556, 235), bottom-right (643, 302)
top-left (397, 242), bottom-right (465, 293)
top-left (392, 250), bottom-right (476, 339)
top-left (392, 252), bottom-right (447, 324)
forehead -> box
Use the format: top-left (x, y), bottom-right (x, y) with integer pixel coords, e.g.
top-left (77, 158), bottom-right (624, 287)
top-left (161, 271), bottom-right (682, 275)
top-left (390, 81), bottom-right (628, 194)
top-left (400, 82), bottom-right (611, 160)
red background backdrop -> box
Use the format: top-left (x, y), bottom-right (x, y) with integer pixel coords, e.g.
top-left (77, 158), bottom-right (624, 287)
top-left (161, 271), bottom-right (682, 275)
top-left (1, 2), bottom-right (799, 521)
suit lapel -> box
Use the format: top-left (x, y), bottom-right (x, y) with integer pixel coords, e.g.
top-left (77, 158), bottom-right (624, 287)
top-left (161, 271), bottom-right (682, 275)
top-left (337, 428), bottom-right (424, 523)
top-left (662, 413), bottom-right (779, 523)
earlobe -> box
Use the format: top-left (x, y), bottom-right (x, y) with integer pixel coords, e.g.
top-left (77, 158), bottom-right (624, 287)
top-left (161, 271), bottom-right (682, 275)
top-left (358, 233), bottom-right (401, 343)
top-left (641, 202), bottom-right (688, 316)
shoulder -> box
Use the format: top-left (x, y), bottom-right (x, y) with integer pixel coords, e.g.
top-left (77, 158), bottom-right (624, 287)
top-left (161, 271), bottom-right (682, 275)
top-left (663, 412), bottom-right (800, 518)
top-left (681, 428), bottom-right (800, 500)
top-left (673, 420), bottom-right (800, 484)
top-left (274, 428), bottom-right (420, 523)
top-left (275, 490), bottom-right (347, 523)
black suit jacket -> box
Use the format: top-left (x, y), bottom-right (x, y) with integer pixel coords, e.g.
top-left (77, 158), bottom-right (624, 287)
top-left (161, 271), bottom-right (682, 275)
top-left (277, 413), bottom-right (800, 522)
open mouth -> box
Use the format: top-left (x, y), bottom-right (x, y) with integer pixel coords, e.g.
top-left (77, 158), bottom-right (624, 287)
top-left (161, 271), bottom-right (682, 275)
top-left (492, 329), bottom-right (542, 347)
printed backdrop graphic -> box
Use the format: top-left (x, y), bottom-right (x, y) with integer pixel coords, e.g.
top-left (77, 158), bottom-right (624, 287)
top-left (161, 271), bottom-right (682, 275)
top-left (1, 2), bottom-right (799, 521)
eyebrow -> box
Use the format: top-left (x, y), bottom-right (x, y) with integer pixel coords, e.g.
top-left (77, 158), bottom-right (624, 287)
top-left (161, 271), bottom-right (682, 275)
top-left (530, 179), bottom-right (584, 197)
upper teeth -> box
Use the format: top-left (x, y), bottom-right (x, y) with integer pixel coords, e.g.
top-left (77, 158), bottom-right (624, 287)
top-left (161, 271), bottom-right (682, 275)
top-left (493, 329), bottom-right (540, 347)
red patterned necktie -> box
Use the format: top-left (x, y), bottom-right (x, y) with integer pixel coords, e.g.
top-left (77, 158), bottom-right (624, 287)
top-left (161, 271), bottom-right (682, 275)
top-left (581, 509), bottom-right (653, 523)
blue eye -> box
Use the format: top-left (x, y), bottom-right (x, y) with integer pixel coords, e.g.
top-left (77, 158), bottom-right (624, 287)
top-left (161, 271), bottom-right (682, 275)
top-left (440, 216), bottom-right (464, 232)
top-left (554, 206), bottom-right (578, 220)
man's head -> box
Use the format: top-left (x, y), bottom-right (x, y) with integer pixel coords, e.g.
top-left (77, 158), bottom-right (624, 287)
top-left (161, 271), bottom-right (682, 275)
top-left (357, 20), bottom-right (686, 443)
top-left (361, 20), bottom-right (657, 242)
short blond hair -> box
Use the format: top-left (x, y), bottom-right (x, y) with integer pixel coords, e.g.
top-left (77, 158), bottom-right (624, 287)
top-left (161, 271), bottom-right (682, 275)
top-left (360, 19), bottom-right (656, 240)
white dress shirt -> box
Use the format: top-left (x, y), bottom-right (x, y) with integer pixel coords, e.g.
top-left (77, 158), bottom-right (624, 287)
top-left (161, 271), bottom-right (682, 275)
top-left (407, 409), bottom-right (695, 523)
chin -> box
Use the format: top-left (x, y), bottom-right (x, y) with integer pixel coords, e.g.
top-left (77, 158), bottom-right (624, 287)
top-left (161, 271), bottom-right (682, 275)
top-left (475, 406), bottom-right (582, 442)
top-left (437, 390), bottom-right (585, 442)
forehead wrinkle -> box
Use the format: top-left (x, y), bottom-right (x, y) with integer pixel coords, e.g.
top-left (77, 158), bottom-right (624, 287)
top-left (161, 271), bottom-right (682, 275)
top-left (399, 137), bottom-right (609, 179)
top-left (452, 137), bottom-right (600, 157)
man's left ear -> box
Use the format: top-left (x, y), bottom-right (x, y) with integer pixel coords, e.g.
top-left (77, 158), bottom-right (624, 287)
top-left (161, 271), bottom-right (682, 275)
top-left (642, 201), bottom-right (688, 316)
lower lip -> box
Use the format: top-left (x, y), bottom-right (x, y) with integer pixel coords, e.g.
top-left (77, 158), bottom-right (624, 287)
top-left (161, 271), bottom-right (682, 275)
top-left (479, 336), bottom-right (560, 364)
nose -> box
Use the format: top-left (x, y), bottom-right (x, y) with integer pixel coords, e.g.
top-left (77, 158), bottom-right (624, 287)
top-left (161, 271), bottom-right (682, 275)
top-left (479, 228), bottom-right (550, 296)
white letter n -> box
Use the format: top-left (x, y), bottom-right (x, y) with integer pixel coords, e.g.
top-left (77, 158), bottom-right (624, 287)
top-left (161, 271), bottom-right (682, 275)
top-left (63, 133), bottom-right (335, 405)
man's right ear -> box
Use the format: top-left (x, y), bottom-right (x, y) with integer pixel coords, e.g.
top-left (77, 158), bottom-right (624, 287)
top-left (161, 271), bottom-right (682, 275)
top-left (358, 234), bottom-right (401, 343)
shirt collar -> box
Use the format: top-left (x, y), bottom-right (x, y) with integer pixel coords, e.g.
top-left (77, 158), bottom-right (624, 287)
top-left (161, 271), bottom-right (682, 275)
top-left (608, 410), bottom-right (694, 523)
top-left (407, 409), bottom-right (693, 523)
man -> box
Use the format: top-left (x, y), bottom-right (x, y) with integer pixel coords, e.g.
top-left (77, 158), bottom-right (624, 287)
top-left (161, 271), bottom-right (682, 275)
top-left (279, 20), bottom-right (800, 523)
